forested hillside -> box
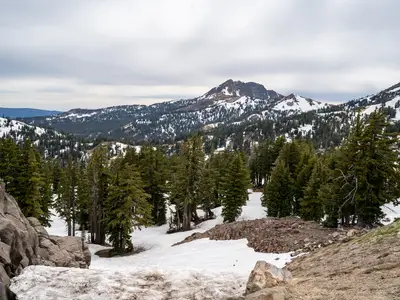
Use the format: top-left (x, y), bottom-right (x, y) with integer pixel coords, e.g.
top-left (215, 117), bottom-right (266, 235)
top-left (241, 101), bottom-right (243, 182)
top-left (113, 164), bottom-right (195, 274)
top-left (1, 109), bottom-right (399, 256)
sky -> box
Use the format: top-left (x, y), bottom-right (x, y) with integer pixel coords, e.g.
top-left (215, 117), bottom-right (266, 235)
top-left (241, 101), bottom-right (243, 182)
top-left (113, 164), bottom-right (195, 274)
top-left (0, 0), bottom-right (399, 111)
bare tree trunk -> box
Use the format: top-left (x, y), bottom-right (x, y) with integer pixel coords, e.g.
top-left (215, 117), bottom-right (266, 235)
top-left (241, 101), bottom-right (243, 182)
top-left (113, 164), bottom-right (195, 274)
top-left (182, 196), bottom-right (191, 231)
top-left (72, 187), bottom-right (76, 237)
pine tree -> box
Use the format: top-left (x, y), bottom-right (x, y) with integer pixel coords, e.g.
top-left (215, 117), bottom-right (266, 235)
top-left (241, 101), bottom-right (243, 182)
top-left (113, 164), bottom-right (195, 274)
top-left (299, 159), bottom-right (326, 222)
top-left (18, 139), bottom-right (43, 219)
top-left (87, 146), bottom-right (110, 244)
top-left (76, 162), bottom-right (91, 235)
top-left (263, 159), bottom-right (293, 217)
top-left (169, 136), bottom-right (204, 231)
top-left (320, 111), bottom-right (400, 227)
top-left (220, 152), bottom-right (250, 222)
top-left (353, 111), bottom-right (400, 225)
top-left (198, 159), bottom-right (218, 219)
top-left (138, 146), bottom-right (168, 225)
top-left (0, 138), bottom-right (21, 195)
top-left (104, 163), bottom-right (152, 253)
top-left (39, 160), bottom-right (53, 226)
top-left (293, 143), bottom-right (316, 215)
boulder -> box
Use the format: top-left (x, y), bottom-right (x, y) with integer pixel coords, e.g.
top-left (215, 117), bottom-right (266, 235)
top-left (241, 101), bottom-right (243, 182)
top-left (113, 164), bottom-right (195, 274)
top-left (0, 182), bottom-right (90, 286)
top-left (245, 261), bottom-right (292, 295)
top-left (245, 286), bottom-right (288, 300)
top-left (0, 282), bottom-right (17, 300)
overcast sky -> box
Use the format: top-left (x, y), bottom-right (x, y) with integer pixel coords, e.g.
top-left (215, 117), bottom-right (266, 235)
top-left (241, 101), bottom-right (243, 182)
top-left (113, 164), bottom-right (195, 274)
top-left (1, 0), bottom-right (399, 111)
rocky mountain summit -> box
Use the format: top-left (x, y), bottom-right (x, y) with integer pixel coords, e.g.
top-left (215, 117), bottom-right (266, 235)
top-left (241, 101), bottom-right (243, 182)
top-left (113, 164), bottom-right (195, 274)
top-left (0, 182), bottom-right (90, 287)
top-left (200, 79), bottom-right (281, 102)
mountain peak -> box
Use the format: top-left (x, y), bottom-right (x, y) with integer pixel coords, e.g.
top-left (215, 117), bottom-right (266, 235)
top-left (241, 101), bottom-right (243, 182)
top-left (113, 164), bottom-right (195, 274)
top-left (201, 79), bottom-right (281, 101)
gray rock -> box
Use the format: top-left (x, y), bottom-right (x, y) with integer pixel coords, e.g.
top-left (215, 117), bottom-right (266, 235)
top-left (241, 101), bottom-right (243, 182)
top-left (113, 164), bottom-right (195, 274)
top-left (245, 286), bottom-right (288, 300)
top-left (0, 281), bottom-right (17, 300)
top-left (0, 265), bottom-right (10, 287)
top-left (346, 229), bottom-right (358, 237)
top-left (0, 183), bottom-right (90, 286)
top-left (245, 261), bottom-right (292, 295)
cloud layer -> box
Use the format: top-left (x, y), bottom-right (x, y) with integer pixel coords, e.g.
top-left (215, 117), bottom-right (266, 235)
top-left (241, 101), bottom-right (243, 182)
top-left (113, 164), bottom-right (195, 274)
top-left (1, 0), bottom-right (399, 110)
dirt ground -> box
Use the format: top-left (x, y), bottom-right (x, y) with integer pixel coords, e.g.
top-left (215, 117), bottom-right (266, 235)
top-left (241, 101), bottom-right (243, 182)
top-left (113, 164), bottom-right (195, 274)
top-left (286, 220), bottom-right (400, 300)
top-left (174, 217), bottom-right (354, 253)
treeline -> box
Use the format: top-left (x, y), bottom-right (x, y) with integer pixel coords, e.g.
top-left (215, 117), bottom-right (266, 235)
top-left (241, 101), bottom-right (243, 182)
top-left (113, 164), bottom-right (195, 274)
top-left (0, 138), bottom-right (53, 226)
top-left (54, 136), bottom-right (250, 252)
top-left (249, 111), bottom-right (400, 227)
top-left (0, 135), bottom-right (250, 253)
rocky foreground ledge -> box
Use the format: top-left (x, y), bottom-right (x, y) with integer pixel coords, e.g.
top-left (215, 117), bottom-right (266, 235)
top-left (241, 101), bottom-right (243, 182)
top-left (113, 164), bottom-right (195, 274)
top-left (0, 183), bottom-right (91, 286)
top-left (227, 219), bottom-right (400, 300)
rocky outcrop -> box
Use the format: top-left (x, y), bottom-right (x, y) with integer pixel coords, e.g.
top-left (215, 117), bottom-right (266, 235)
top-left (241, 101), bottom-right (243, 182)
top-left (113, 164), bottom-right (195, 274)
top-left (228, 261), bottom-right (292, 300)
top-left (0, 182), bottom-right (90, 286)
top-left (0, 282), bottom-right (17, 300)
top-left (245, 261), bottom-right (292, 295)
top-left (174, 217), bottom-right (361, 254)
top-left (285, 220), bottom-right (400, 300)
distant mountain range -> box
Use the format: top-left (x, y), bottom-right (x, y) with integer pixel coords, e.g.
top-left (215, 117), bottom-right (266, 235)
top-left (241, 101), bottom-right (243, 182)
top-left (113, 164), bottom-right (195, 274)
top-left (0, 108), bottom-right (61, 119)
top-left (1, 79), bottom-right (399, 156)
top-left (20, 79), bottom-right (333, 142)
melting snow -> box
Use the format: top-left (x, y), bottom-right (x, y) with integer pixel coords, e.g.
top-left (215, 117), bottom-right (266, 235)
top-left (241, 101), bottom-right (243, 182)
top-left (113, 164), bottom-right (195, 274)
top-left (273, 95), bottom-right (327, 113)
top-left (12, 192), bottom-right (294, 299)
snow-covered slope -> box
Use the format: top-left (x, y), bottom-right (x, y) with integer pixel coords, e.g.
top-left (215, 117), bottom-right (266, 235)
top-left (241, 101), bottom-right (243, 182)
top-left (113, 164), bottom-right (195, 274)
top-left (272, 94), bottom-right (330, 113)
top-left (0, 117), bottom-right (46, 139)
top-left (11, 191), bottom-right (292, 299)
top-left (17, 80), bottom-right (300, 142)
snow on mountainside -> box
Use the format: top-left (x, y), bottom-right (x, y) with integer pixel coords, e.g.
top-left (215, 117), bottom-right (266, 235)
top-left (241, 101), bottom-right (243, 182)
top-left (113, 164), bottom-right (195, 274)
top-left (272, 93), bottom-right (331, 113)
top-left (0, 117), bottom-right (47, 139)
top-left (21, 79), bottom-right (329, 142)
top-left (0, 117), bottom-right (93, 159)
top-left (199, 79), bottom-right (281, 101)
top-left (18, 80), bottom-right (400, 148)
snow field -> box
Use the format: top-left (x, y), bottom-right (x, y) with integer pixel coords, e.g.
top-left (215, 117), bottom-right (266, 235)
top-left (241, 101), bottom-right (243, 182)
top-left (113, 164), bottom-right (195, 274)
top-left (11, 191), bottom-right (400, 299)
top-left (11, 192), bottom-right (292, 299)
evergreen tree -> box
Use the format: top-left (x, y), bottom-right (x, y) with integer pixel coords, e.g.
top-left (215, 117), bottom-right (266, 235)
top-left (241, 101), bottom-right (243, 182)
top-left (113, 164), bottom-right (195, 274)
top-left (104, 163), bottom-right (152, 253)
top-left (320, 111), bottom-right (400, 227)
top-left (352, 111), bottom-right (400, 225)
top-left (293, 142), bottom-right (316, 215)
top-left (18, 139), bottom-right (43, 219)
top-left (39, 160), bottom-right (53, 226)
top-left (198, 159), bottom-right (218, 219)
top-left (87, 146), bottom-right (110, 244)
top-left (76, 162), bottom-right (91, 235)
top-left (299, 159), bottom-right (326, 222)
top-left (169, 136), bottom-right (204, 231)
top-left (263, 159), bottom-right (293, 217)
top-left (138, 146), bottom-right (168, 225)
top-left (0, 138), bottom-right (21, 195)
top-left (220, 152), bottom-right (250, 222)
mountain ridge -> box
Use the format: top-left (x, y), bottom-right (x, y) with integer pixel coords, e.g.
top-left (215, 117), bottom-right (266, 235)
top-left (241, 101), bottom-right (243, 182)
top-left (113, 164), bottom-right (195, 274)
top-left (0, 108), bottom-right (62, 119)
top-left (20, 79), bottom-right (332, 142)
top-left (1, 79), bottom-right (399, 156)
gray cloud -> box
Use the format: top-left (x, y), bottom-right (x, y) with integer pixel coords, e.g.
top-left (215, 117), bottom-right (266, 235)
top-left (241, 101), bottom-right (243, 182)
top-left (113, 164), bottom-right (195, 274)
top-left (0, 0), bottom-right (399, 109)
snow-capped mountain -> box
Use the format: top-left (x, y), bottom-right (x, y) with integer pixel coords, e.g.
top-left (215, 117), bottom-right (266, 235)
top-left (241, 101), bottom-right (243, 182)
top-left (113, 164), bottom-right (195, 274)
top-left (0, 117), bottom-right (47, 139)
top-left (200, 79), bottom-right (281, 101)
top-left (0, 117), bottom-right (91, 159)
top-left (14, 80), bottom-right (400, 152)
top-left (272, 93), bottom-right (331, 113)
top-left (22, 80), bottom-right (331, 143)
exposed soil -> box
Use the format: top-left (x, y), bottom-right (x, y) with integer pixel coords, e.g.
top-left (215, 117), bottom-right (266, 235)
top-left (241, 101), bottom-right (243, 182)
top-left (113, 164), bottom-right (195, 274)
top-left (174, 217), bottom-right (361, 253)
top-left (286, 220), bottom-right (400, 300)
